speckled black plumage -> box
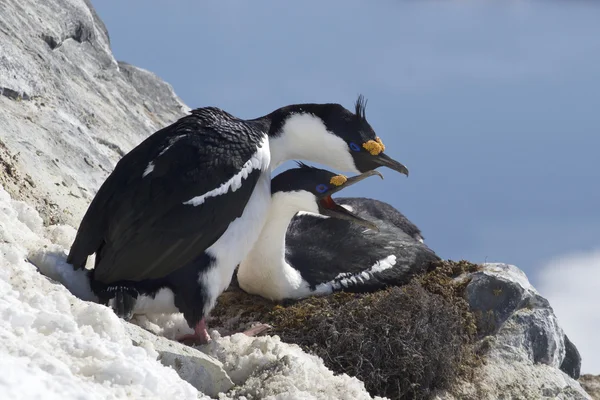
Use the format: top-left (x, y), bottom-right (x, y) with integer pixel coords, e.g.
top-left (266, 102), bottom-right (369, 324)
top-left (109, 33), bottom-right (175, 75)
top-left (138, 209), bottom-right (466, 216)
top-left (285, 197), bottom-right (440, 292)
top-left (67, 108), bottom-right (267, 323)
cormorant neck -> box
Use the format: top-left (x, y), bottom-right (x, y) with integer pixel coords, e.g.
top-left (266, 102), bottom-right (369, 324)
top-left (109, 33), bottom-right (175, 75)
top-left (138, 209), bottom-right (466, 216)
top-left (237, 191), bottom-right (317, 300)
top-left (253, 104), bottom-right (357, 173)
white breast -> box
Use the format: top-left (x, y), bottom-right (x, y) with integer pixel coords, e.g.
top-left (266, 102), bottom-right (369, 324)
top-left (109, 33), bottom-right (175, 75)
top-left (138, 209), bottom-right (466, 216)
top-left (125, 135), bottom-right (272, 318)
top-left (200, 137), bottom-right (272, 316)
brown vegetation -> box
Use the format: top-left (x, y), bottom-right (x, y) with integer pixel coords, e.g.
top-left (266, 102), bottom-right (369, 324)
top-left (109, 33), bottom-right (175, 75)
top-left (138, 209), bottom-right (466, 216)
top-left (211, 260), bottom-right (482, 399)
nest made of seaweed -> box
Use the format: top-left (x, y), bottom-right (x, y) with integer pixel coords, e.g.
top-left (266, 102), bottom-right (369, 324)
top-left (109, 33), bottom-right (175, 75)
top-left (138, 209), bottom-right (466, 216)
top-left (210, 260), bottom-right (481, 400)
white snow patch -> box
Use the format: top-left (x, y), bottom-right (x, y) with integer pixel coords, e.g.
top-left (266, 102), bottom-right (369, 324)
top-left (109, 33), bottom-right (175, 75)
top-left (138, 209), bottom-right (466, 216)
top-left (28, 245), bottom-right (97, 302)
top-left (11, 199), bottom-right (44, 235)
top-left (204, 332), bottom-right (383, 400)
top-left (0, 185), bottom-right (200, 399)
top-left (44, 224), bottom-right (77, 249)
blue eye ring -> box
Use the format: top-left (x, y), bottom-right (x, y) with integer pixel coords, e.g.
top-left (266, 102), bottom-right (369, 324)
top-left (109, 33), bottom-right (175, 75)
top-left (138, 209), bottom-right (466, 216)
top-left (316, 184), bottom-right (328, 193)
top-left (349, 142), bottom-right (361, 152)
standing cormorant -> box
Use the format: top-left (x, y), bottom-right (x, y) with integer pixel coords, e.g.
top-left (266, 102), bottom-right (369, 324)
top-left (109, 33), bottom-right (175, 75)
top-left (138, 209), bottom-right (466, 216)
top-left (67, 97), bottom-right (409, 343)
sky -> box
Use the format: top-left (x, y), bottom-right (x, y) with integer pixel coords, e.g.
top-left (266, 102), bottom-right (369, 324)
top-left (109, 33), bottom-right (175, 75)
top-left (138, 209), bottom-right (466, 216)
top-left (90, 0), bottom-right (600, 372)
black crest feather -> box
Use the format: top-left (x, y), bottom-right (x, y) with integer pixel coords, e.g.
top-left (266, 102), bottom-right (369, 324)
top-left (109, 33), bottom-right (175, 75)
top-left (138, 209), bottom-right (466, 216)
top-left (355, 94), bottom-right (368, 121)
top-left (294, 161), bottom-right (318, 170)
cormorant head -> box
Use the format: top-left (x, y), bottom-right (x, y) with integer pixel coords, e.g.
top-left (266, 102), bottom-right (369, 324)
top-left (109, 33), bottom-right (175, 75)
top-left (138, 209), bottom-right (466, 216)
top-left (270, 163), bottom-right (382, 231)
top-left (268, 95), bottom-right (409, 176)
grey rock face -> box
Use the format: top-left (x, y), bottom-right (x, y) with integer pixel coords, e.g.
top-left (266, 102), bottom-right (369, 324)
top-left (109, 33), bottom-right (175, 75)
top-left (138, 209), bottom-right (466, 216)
top-left (465, 263), bottom-right (566, 369)
top-left (562, 334), bottom-right (583, 380)
top-left (0, 0), bottom-right (189, 228)
top-left (436, 263), bottom-right (590, 399)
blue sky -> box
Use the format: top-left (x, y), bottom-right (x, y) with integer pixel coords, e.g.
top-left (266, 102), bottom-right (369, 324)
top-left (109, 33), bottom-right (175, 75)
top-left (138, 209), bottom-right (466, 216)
top-left (90, 1), bottom-right (600, 285)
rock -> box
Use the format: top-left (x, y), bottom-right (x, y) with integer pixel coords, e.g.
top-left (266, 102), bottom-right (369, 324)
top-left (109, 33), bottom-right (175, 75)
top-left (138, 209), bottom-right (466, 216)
top-left (0, 0), bottom-right (189, 228)
top-left (123, 323), bottom-right (234, 397)
top-left (434, 263), bottom-right (590, 399)
top-left (435, 360), bottom-right (592, 400)
top-left (562, 334), bottom-right (583, 380)
top-left (118, 61), bottom-right (185, 121)
top-left (580, 375), bottom-right (600, 400)
top-left (464, 263), bottom-right (567, 370)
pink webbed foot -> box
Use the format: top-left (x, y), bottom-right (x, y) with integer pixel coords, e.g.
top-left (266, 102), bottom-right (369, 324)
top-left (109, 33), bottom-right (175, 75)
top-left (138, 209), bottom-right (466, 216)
top-left (242, 323), bottom-right (273, 337)
top-left (177, 319), bottom-right (211, 346)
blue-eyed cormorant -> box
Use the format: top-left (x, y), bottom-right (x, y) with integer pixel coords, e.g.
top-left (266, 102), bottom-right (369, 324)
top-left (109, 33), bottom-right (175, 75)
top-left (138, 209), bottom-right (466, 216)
top-left (67, 96), bottom-right (409, 344)
top-left (237, 164), bottom-right (439, 301)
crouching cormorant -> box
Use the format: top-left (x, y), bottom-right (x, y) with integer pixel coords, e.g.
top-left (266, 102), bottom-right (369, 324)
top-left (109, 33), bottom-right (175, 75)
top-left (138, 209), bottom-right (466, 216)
top-left (237, 164), bottom-right (440, 301)
top-left (67, 96), bottom-right (409, 344)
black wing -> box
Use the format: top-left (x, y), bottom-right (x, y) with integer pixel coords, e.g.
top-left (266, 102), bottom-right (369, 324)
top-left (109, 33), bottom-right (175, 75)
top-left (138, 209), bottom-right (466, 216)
top-left (68, 111), bottom-right (265, 283)
top-left (285, 197), bottom-right (439, 291)
top-left (339, 197), bottom-right (424, 241)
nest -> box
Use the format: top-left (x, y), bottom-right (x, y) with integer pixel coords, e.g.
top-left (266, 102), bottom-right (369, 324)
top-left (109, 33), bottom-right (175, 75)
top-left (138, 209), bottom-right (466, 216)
top-left (211, 260), bottom-right (481, 399)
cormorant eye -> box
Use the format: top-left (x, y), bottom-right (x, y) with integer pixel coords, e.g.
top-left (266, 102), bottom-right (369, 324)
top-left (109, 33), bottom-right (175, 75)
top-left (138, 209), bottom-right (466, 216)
top-left (315, 184), bottom-right (328, 193)
top-left (349, 142), bottom-right (361, 152)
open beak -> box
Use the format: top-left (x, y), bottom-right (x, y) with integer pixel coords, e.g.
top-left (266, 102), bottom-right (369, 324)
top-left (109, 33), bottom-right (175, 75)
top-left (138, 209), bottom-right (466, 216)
top-left (375, 153), bottom-right (409, 176)
top-left (317, 170), bottom-right (383, 232)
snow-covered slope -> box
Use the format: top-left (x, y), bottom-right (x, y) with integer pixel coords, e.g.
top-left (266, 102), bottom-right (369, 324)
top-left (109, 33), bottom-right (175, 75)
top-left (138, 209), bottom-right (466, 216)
top-left (0, 185), bottom-right (378, 399)
top-left (0, 187), bottom-right (202, 399)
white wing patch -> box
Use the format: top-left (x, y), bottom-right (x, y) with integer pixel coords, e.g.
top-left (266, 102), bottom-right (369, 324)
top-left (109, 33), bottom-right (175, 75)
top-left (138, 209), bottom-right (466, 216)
top-left (313, 254), bottom-right (397, 294)
top-left (158, 134), bottom-right (187, 157)
top-left (142, 135), bottom-right (190, 178)
top-left (183, 135), bottom-right (269, 207)
top-left (142, 162), bottom-right (155, 178)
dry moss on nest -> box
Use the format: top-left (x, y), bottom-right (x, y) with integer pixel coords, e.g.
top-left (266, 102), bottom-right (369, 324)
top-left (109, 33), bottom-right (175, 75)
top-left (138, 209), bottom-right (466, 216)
top-left (212, 260), bottom-right (482, 400)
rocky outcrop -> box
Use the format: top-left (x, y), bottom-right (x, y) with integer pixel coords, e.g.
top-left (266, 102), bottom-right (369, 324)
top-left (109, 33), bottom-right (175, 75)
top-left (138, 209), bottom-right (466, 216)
top-left (434, 263), bottom-right (590, 400)
top-left (0, 0), bottom-right (188, 227)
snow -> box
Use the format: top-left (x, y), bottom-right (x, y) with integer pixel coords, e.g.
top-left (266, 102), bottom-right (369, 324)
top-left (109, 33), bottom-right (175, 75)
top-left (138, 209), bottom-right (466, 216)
top-left (0, 183), bottom-right (380, 399)
top-left (0, 185), bottom-right (201, 400)
top-left (205, 332), bottom-right (384, 400)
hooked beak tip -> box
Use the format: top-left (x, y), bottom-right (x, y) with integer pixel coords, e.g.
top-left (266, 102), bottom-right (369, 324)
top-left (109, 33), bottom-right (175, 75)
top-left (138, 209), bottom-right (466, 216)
top-left (375, 153), bottom-right (409, 177)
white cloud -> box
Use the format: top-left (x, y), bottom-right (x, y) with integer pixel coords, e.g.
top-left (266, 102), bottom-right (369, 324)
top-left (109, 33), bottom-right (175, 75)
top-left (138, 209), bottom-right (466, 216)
top-left (536, 249), bottom-right (600, 375)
